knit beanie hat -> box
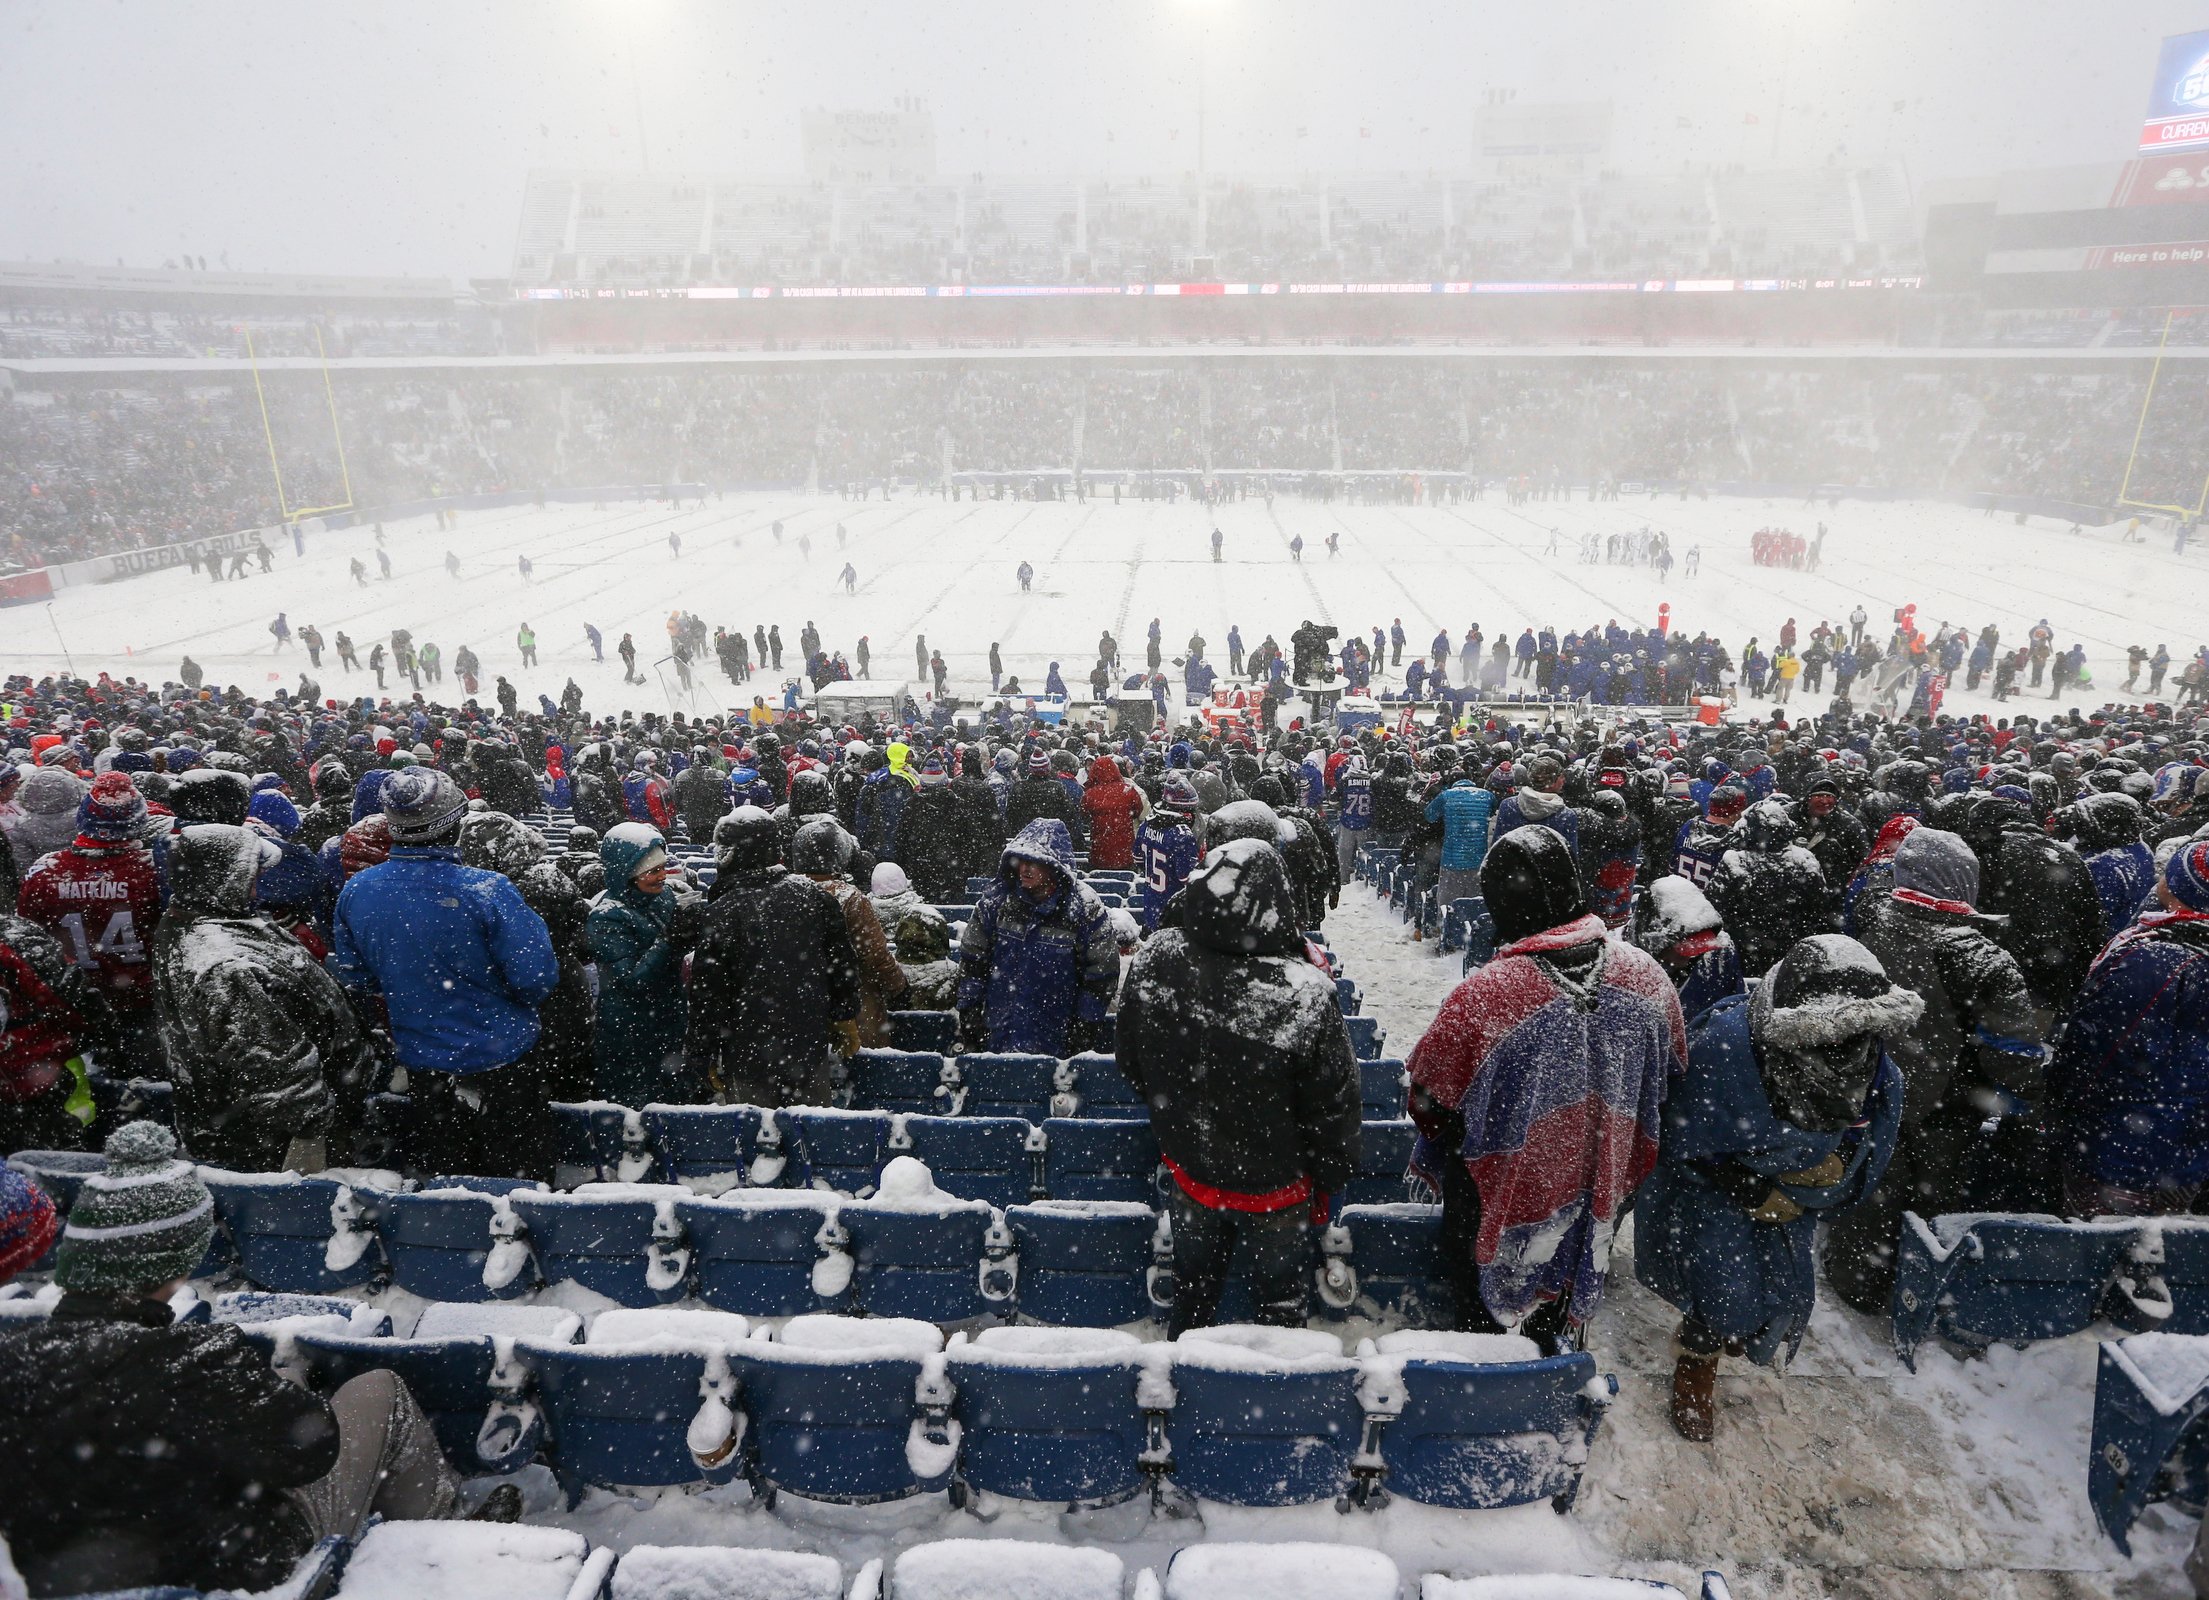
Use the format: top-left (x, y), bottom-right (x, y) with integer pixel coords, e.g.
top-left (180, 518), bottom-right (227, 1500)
top-left (53, 1122), bottom-right (216, 1295)
top-left (382, 766), bottom-right (467, 843)
top-left (1892, 827), bottom-right (1981, 915)
top-left (1161, 771), bottom-right (1200, 812)
top-left (2166, 839), bottom-right (2209, 914)
top-left (1026, 750), bottom-right (1054, 776)
top-left (77, 772), bottom-right (149, 841)
top-left (0, 1160), bottom-right (60, 1284)
top-left (247, 789), bottom-right (302, 839)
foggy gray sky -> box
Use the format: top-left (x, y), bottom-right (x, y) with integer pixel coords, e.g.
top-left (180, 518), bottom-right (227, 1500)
top-left (1, 0), bottom-right (2199, 281)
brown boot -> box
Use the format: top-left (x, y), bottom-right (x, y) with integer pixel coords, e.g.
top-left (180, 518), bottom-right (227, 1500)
top-left (1670, 1350), bottom-right (1718, 1443)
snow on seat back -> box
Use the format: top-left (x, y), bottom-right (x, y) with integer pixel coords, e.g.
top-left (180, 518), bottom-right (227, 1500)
top-left (1171, 1323), bottom-right (1351, 1371)
top-left (335, 1522), bottom-right (596, 1600)
top-left (1423, 1579), bottom-right (1689, 1600)
top-left (771, 1311), bottom-right (943, 1359)
top-left (892, 1539), bottom-right (1123, 1600)
top-left (413, 1301), bottom-right (583, 1343)
top-left (1162, 1542), bottom-right (1398, 1600)
top-left (1373, 1330), bottom-right (1543, 1365)
top-left (586, 1307), bottom-right (750, 1351)
top-left (953, 1325), bottom-right (1144, 1365)
top-left (608, 1544), bottom-right (842, 1600)
top-left (2108, 1331), bottom-right (2209, 1416)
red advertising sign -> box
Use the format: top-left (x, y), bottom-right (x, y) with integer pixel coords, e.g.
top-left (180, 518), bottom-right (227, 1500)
top-left (2112, 153), bottom-right (2209, 206)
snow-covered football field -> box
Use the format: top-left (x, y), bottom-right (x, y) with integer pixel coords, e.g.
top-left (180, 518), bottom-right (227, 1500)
top-left (21, 490), bottom-right (2203, 721)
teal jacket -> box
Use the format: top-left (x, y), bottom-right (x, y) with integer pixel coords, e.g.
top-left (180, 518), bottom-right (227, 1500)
top-left (586, 826), bottom-right (692, 1102)
top-left (1424, 781), bottom-right (1496, 873)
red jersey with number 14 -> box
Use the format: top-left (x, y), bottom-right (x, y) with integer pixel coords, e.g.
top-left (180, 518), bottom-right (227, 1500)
top-left (17, 841), bottom-right (163, 1010)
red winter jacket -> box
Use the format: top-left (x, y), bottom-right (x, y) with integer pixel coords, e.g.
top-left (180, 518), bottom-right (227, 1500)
top-left (17, 840), bottom-right (164, 1012)
top-left (1081, 760), bottom-right (1144, 870)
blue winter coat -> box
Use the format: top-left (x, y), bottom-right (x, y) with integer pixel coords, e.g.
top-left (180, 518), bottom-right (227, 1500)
top-left (1634, 994), bottom-right (1903, 1364)
top-left (2085, 841), bottom-right (2156, 933)
top-left (329, 846), bottom-right (559, 1074)
top-left (1674, 936), bottom-right (1747, 1024)
top-left (2048, 915), bottom-right (2209, 1191)
top-left (957, 819), bottom-right (1119, 1053)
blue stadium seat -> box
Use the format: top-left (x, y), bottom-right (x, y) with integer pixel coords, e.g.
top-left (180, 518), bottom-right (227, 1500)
top-left (850, 1050), bottom-right (961, 1116)
top-left (677, 1192), bottom-right (853, 1317)
top-left (205, 1172), bottom-right (386, 1294)
top-left (1365, 1332), bottom-right (1614, 1510)
top-left (1329, 1204), bottom-right (1452, 1323)
top-left (1460, 902), bottom-right (1499, 970)
top-left (2109, 1219), bottom-right (2209, 1337)
top-left (1893, 1211), bottom-right (2137, 1366)
top-left (1041, 1116), bottom-right (1162, 1204)
top-left (956, 1054), bottom-right (1067, 1122)
top-left (737, 1316), bottom-right (949, 1504)
top-left (1006, 1201), bottom-right (1159, 1326)
top-left (889, 1011), bottom-right (960, 1054)
top-left (1166, 1327), bottom-right (1362, 1506)
top-left (843, 1191), bottom-right (1005, 1321)
top-left (1335, 976), bottom-right (1363, 1015)
top-left (377, 1184), bottom-right (542, 1302)
top-left (643, 1105), bottom-right (772, 1188)
top-left (1344, 1016), bottom-right (1385, 1060)
top-left (1357, 845), bottom-right (1401, 886)
top-left (1358, 1059), bottom-right (1408, 1120)
top-left (948, 1328), bottom-right (1152, 1507)
top-left (1341, 1120), bottom-right (1417, 1207)
top-left (931, 903), bottom-right (977, 923)
top-left (965, 876), bottom-right (996, 897)
top-left (297, 1303), bottom-right (581, 1474)
top-left (791, 1109), bottom-right (891, 1195)
top-left (1090, 1014), bottom-right (1117, 1054)
top-left (893, 1114), bottom-right (1037, 1208)
top-left (893, 1541), bottom-right (1123, 1600)
top-left (526, 1311), bottom-right (749, 1502)
top-left (510, 1189), bottom-right (694, 1306)
top-left (1067, 1052), bottom-right (1147, 1119)
top-left (550, 1101), bottom-right (653, 1185)
top-left (2089, 1332), bottom-right (2209, 1553)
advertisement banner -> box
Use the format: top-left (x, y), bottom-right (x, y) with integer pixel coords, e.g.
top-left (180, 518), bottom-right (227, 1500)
top-left (2111, 151), bottom-right (2209, 205)
top-left (50, 526), bottom-right (278, 589)
top-left (2140, 30), bottom-right (2209, 152)
top-left (2086, 240), bottom-right (2209, 269)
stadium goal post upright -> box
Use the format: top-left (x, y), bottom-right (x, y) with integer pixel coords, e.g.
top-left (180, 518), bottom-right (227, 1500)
top-left (245, 322), bottom-right (357, 523)
top-left (2115, 309), bottom-right (2209, 521)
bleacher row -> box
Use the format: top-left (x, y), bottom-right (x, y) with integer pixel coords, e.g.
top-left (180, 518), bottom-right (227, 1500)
top-left (183, 1520), bottom-right (1738, 1600)
top-left (1351, 844), bottom-right (1500, 971)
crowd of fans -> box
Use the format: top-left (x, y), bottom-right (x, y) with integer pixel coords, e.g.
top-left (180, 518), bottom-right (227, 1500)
top-left (6, 360), bottom-right (2205, 569)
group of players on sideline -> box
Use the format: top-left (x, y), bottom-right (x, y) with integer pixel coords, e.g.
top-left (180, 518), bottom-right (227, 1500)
top-left (1, 619), bottom-right (2208, 1591)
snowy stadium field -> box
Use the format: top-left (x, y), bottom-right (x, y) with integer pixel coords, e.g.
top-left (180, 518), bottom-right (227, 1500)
top-left (21, 490), bottom-right (2203, 722)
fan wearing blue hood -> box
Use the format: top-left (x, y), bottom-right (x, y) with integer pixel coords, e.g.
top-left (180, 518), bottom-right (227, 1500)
top-left (956, 819), bottom-right (1118, 1056)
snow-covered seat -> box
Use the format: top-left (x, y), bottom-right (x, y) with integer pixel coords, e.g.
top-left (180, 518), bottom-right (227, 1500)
top-left (549, 1101), bottom-right (652, 1186)
top-left (954, 1053), bottom-right (1066, 1122)
top-left (1893, 1211), bottom-right (2139, 1366)
top-left (947, 1328), bottom-right (1155, 1507)
top-left (378, 1182), bottom-right (543, 1302)
top-left (608, 1545), bottom-right (842, 1600)
top-left (842, 1158), bottom-right (1007, 1321)
top-left (1166, 1326), bottom-right (1363, 1506)
top-left (677, 1189), bottom-right (852, 1316)
top-left (893, 1113), bottom-right (1035, 1208)
top-left (1341, 1119), bottom-right (1418, 1207)
top-left (1162, 1542), bottom-right (1397, 1600)
top-left (524, 1308), bottom-right (750, 1502)
top-left (1364, 1330), bottom-right (1615, 1511)
top-left (203, 1169), bottom-right (389, 1294)
top-left (791, 1107), bottom-right (891, 1194)
top-left (1328, 1204), bottom-right (1452, 1322)
top-left (333, 1520), bottom-right (608, 1600)
top-left (1041, 1115), bottom-right (1161, 1204)
top-left (1006, 1200), bottom-right (1160, 1326)
top-left (298, 1303), bottom-right (579, 1475)
top-left (2109, 1218), bottom-right (2209, 1337)
top-left (1066, 1052), bottom-right (1147, 1119)
top-left (888, 1009), bottom-right (959, 1054)
top-left (509, 1186), bottom-right (693, 1306)
top-left (1357, 1059), bottom-right (1408, 1119)
top-left (893, 1539), bottom-right (1124, 1600)
top-left (642, 1103), bottom-right (774, 1189)
top-left (735, 1314), bottom-right (951, 1505)
top-left (850, 1049), bottom-right (961, 1116)
top-left (2090, 1332), bottom-right (2209, 1552)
